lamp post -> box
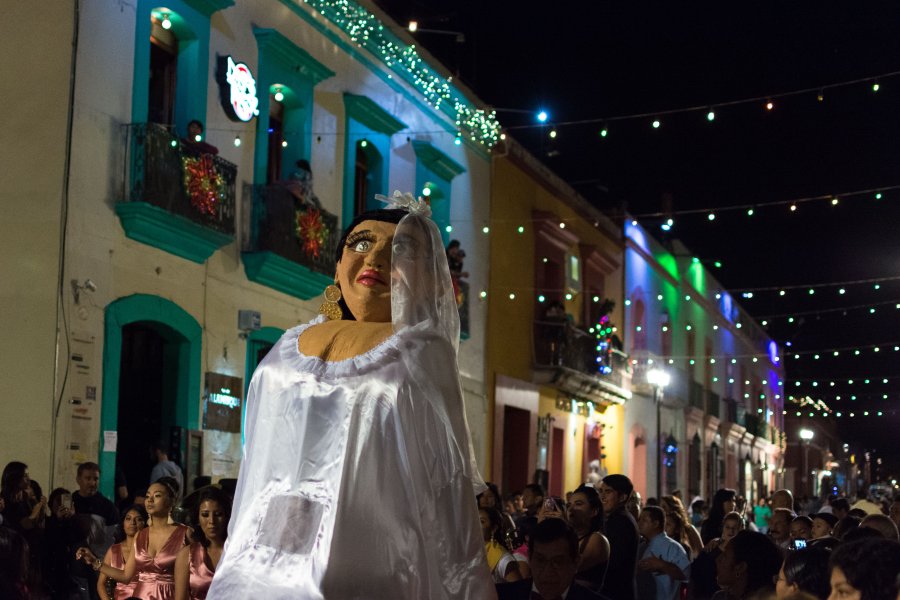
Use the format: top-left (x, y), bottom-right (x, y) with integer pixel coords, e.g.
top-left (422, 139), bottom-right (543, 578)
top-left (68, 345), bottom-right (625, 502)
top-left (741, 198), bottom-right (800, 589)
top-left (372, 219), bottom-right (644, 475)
top-left (799, 428), bottom-right (814, 496)
top-left (647, 368), bottom-right (671, 499)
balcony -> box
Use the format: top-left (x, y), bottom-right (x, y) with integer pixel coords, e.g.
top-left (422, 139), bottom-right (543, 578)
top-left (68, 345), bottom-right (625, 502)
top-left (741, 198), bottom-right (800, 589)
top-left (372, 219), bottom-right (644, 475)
top-left (116, 123), bottom-right (236, 263)
top-left (742, 413), bottom-right (769, 440)
top-left (532, 319), bottom-right (631, 407)
top-left (241, 184), bottom-right (338, 299)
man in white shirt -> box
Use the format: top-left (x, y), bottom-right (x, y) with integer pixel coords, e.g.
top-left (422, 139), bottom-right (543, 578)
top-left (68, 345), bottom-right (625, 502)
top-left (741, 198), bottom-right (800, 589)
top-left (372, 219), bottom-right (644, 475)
top-left (636, 506), bottom-right (690, 600)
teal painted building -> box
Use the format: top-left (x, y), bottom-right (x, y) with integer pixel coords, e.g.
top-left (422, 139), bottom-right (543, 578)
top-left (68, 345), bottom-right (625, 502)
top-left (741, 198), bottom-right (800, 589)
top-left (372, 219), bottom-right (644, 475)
top-left (2, 0), bottom-right (498, 497)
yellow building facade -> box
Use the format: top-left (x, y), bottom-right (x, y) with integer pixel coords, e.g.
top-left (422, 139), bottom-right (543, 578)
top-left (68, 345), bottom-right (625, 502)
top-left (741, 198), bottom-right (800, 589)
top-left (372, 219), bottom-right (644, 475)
top-left (485, 139), bottom-right (630, 499)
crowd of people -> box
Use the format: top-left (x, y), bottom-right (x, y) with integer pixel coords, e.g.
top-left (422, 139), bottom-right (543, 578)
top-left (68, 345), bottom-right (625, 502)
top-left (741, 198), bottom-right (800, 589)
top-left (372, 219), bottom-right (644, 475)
top-left (3, 456), bottom-right (900, 599)
top-left (0, 459), bottom-right (232, 600)
top-left (479, 478), bottom-right (900, 600)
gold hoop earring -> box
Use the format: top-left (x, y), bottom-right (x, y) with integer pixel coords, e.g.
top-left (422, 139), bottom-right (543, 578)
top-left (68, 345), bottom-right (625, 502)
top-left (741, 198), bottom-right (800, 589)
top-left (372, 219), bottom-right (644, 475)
top-left (318, 284), bottom-right (343, 320)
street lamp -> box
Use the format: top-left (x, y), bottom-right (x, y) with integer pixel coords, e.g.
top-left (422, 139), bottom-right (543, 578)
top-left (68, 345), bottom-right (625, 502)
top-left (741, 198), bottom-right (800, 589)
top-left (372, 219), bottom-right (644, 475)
top-left (648, 369), bottom-right (671, 499)
top-left (800, 428), bottom-right (814, 496)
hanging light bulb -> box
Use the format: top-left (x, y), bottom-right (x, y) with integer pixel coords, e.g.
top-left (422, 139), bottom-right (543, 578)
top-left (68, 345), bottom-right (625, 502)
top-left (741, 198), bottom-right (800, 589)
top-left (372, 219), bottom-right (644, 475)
top-left (549, 128), bottom-right (558, 139)
top-left (281, 140), bottom-right (288, 148)
top-left (161, 13), bottom-right (172, 29)
top-left (274, 88), bottom-right (284, 102)
top-left (817, 90), bottom-right (824, 102)
top-left (360, 139), bottom-right (368, 148)
top-left (707, 109), bottom-right (715, 122)
top-left (765, 100), bottom-right (774, 111)
top-left (233, 135), bottom-right (241, 147)
top-left (454, 131), bottom-right (462, 146)
top-left (872, 82), bottom-right (880, 93)
top-left (652, 119), bottom-right (661, 129)
top-left (600, 125), bottom-right (609, 138)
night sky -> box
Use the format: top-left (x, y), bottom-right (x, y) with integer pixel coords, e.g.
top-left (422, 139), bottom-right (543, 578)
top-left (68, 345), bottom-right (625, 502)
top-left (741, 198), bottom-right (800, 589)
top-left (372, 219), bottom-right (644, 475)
top-left (374, 1), bottom-right (900, 478)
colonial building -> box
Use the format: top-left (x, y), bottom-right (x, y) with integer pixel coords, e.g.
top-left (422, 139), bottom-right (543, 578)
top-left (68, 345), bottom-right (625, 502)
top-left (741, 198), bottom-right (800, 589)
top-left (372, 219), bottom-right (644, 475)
top-left (486, 137), bottom-right (630, 498)
top-left (624, 224), bottom-right (786, 503)
top-left (2, 0), bottom-right (498, 496)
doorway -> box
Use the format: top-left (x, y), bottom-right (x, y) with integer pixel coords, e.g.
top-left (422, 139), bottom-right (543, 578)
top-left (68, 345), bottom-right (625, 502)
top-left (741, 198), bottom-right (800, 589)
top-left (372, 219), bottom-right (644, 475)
top-left (502, 405), bottom-right (531, 495)
top-left (100, 295), bottom-right (201, 497)
top-left (117, 323), bottom-right (173, 495)
top-left (549, 427), bottom-right (565, 498)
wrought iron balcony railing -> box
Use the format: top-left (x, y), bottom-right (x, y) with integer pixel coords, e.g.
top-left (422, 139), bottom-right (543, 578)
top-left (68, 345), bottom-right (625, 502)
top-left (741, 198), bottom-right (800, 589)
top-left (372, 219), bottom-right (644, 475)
top-left (124, 123), bottom-right (236, 235)
top-left (532, 319), bottom-right (630, 389)
top-left (243, 183), bottom-right (338, 278)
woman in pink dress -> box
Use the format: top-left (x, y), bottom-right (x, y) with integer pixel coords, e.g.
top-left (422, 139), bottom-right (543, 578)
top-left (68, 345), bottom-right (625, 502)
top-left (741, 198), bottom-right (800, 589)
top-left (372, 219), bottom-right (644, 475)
top-left (77, 480), bottom-right (188, 600)
top-left (97, 505), bottom-right (147, 600)
top-left (175, 486), bottom-right (231, 600)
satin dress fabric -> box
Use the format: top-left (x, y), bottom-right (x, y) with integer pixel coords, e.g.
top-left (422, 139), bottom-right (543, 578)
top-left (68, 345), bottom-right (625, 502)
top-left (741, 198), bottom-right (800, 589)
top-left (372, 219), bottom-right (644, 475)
top-left (108, 542), bottom-right (139, 600)
top-left (208, 319), bottom-right (495, 599)
top-left (131, 525), bottom-right (188, 600)
top-left (188, 543), bottom-right (215, 600)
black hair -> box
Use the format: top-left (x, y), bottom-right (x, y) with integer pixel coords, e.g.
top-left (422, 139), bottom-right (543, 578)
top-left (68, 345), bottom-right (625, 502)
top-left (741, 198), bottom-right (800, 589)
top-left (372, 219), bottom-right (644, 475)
top-left (642, 505), bottom-right (666, 530)
top-left (702, 488), bottom-right (737, 543)
top-left (477, 482), bottom-right (502, 509)
top-left (151, 477), bottom-right (178, 500)
top-left (187, 119), bottom-right (204, 132)
top-left (295, 159), bottom-right (311, 171)
top-left (447, 239), bottom-right (461, 249)
top-left (833, 515), bottom-right (862, 540)
top-left (831, 498), bottom-right (850, 512)
top-left (115, 504), bottom-right (149, 543)
top-left (783, 546), bottom-right (832, 600)
top-left (729, 530), bottom-right (783, 595)
top-left (829, 538), bottom-right (900, 600)
top-left (77, 461), bottom-right (101, 476)
top-left (841, 526), bottom-right (882, 543)
top-left (572, 484), bottom-right (604, 533)
top-left (812, 513), bottom-right (839, 529)
top-left (792, 515), bottom-right (813, 529)
top-left (48, 487), bottom-right (70, 512)
top-left (601, 474), bottom-right (634, 497)
top-left (333, 208), bottom-right (409, 320)
top-left (191, 487), bottom-right (233, 548)
top-left (523, 483), bottom-right (545, 497)
top-left (1, 462), bottom-right (28, 505)
top-left (479, 506), bottom-right (505, 546)
top-left (529, 517), bottom-right (579, 561)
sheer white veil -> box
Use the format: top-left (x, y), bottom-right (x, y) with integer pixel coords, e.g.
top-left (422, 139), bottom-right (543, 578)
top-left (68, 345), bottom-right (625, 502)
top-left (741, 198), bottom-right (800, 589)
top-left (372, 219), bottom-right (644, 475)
top-left (378, 191), bottom-right (460, 354)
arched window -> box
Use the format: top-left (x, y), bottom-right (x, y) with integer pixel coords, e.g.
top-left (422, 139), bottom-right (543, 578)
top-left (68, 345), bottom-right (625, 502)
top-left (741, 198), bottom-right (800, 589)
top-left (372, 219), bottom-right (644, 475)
top-left (689, 433), bottom-right (702, 498)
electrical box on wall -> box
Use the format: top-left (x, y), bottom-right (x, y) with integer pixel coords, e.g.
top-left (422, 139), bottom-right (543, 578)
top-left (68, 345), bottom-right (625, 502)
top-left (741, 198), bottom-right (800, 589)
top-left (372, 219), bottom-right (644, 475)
top-left (238, 310), bottom-right (261, 331)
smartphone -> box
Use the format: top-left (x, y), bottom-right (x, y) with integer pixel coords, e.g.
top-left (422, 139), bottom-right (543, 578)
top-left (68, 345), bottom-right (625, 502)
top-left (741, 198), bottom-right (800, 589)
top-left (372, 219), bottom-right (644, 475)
top-left (791, 538), bottom-right (807, 550)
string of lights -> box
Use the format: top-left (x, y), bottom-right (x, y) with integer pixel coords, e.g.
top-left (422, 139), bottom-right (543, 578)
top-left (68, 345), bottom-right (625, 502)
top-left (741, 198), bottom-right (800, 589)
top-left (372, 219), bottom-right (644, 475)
top-left (733, 275), bottom-right (900, 294)
top-left (754, 298), bottom-right (900, 321)
top-left (628, 185), bottom-right (896, 220)
top-left (502, 68), bottom-right (900, 134)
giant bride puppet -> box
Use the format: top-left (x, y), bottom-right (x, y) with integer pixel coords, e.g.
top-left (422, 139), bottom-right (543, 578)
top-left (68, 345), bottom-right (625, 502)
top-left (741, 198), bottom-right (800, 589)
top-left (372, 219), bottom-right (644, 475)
top-left (208, 192), bottom-right (496, 599)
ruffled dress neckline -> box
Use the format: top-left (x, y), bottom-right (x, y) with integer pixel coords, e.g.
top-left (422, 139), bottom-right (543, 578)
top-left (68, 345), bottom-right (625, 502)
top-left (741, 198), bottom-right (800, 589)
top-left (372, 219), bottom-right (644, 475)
top-left (285, 316), bottom-right (428, 380)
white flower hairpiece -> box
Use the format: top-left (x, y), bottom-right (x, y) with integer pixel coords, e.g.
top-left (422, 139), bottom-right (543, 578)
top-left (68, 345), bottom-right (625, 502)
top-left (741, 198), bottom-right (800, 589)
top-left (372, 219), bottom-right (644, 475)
top-left (374, 190), bottom-right (432, 218)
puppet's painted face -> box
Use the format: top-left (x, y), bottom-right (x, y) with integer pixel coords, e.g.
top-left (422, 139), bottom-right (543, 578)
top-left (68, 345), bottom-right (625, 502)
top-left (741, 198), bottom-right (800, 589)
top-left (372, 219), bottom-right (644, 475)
top-left (335, 220), bottom-right (396, 322)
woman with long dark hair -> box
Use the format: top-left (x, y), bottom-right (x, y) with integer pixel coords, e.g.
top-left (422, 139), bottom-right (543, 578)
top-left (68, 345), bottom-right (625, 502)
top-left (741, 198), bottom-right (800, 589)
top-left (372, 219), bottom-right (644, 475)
top-left (207, 193), bottom-right (493, 598)
top-left (567, 484), bottom-right (610, 592)
top-left (1, 462), bottom-right (46, 534)
top-left (97, 504), bottom-right (147, 600)
top-left (175, 486), bottom-right (232, 600)
top-left (480, 507), bottom-right (521, 583)
top-left (701, 488), bottom-right (737, 545)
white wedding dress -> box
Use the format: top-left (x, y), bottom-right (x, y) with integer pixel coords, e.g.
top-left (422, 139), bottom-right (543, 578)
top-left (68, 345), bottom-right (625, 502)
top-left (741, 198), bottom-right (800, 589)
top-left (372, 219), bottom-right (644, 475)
top-left (208, 211), bottom-right (495, 599)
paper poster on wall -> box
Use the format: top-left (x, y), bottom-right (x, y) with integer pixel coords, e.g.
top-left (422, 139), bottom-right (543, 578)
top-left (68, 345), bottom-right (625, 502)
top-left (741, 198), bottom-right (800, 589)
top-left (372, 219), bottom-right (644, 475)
top-left (103, 431), bottom-right (118, 453)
